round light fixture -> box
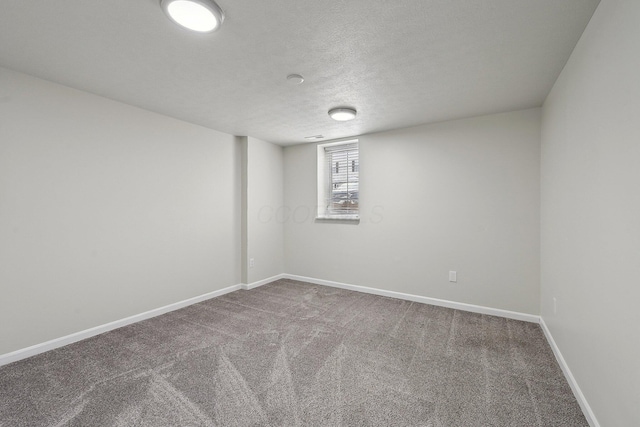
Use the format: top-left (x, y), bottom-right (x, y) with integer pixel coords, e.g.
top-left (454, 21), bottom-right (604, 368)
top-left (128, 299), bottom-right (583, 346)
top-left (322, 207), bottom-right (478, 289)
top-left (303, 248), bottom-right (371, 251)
top-left (328, 107), bottom-right (357, 121)
top-left (286, 74), bottom-right (305, 85)
top-left (161, 0), bottom-right (224, 33)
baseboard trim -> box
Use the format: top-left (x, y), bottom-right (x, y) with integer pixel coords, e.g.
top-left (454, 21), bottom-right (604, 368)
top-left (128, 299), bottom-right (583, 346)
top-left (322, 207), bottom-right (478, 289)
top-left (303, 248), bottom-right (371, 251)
top-left (540, 317), bottom-right (600, 427)
top-left (0, 273), bottom-right (598, 427)
top-left (241, 273), bottom-right (286, 290)
top-left (0, 273), bottom-right (540, 368)
top-left (283, 274), bottom-right (540, 323)
top-left (0, 283), bottom-right (242, 368)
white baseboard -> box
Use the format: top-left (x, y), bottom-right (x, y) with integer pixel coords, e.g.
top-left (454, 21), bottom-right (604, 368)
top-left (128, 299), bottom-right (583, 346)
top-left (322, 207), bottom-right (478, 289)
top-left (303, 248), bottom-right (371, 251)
top-left (283, 274), bottom-right (540, 323)
top-left (241, 273), bottom-right (286, 290)
top-left (540, 317), bottom-right (600, 427)
top-left (0, 272), bottom-right (597, 427)
top-left (0, 283), bottom-right (242, 368)
top-left (0, 273), bottom-right (539, 368)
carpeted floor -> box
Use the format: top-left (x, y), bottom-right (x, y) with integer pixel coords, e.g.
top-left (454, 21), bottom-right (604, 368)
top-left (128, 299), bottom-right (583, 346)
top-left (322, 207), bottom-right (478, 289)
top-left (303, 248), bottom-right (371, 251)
top-left (0, 279), bottom-right (587, 426)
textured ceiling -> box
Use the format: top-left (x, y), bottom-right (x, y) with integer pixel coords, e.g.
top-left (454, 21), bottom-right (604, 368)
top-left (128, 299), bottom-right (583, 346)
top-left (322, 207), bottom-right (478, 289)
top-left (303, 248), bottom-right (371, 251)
top-left (0, 0), bottom-right (599, 145)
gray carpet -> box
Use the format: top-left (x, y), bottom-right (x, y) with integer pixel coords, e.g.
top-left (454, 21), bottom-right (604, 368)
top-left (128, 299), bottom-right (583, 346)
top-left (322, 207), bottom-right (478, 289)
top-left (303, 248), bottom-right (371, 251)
top-left (0, 279), bottom-right (587, 426)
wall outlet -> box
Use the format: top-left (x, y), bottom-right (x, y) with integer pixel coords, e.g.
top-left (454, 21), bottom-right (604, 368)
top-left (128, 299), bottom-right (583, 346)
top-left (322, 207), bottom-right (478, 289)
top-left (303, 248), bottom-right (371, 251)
top-left (249, 258), bottom-right (255, 268)
top-left (449, 271), bottom-right (457, 282)
top-left (553, 297), bottom-right (557, 314)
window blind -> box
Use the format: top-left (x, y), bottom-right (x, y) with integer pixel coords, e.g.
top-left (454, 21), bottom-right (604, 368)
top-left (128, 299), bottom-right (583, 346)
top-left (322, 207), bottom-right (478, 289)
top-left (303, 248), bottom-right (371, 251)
top-left (324, 143), bottom-right (359, 214)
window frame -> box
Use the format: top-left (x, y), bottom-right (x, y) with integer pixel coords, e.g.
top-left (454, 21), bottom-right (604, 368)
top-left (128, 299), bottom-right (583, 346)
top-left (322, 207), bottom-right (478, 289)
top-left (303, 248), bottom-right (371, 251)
top-left (316, 139), bottom-right (360, 221)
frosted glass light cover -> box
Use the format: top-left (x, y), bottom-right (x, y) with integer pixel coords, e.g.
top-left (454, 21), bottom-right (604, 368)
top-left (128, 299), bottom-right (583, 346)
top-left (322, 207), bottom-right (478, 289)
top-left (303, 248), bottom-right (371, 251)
top-left (329, 108), bottom-right (357, 121)
top-left (162, 0), bottom-right (224, 33)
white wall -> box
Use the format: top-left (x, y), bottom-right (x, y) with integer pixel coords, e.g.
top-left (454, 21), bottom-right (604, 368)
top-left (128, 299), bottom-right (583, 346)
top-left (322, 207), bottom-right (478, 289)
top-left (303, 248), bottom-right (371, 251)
top-left (0, 68), bottom-right (241, 355)
top-left (540, 0), bottom-right (640, 425)
top-left (245, 136), bottom-right (284, 283)
top-left (284, 108), bottom-right (541, 314)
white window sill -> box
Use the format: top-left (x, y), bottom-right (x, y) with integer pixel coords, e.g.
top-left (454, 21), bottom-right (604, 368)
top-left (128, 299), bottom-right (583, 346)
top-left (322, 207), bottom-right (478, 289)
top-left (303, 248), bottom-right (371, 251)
top-left (315, 215), bottom-right (360, 222)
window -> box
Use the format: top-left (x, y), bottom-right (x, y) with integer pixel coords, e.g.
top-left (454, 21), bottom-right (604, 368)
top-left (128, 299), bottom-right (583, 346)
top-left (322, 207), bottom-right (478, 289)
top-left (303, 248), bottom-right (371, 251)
top-left (317, 140), bottom-right (359, 220)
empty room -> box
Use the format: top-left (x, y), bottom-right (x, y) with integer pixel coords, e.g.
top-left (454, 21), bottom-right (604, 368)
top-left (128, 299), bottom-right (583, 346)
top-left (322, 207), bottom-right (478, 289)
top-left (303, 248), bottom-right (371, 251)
top-left (0, 0), bottom-right (638, 426)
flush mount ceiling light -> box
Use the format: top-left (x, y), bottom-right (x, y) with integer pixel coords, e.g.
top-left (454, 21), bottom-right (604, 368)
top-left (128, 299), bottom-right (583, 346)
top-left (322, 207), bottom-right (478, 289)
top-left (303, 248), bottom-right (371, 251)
top-left (328, 107), bottom-right (357, 121)
top-left (287, 74), bottom-right (305, 85)
top-left (161, 0), bottom-right (224, 33)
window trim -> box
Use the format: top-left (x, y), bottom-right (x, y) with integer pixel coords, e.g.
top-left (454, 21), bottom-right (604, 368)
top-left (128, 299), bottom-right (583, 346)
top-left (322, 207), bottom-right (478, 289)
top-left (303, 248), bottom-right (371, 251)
top-left (316, 139), bottom-right (360, 221)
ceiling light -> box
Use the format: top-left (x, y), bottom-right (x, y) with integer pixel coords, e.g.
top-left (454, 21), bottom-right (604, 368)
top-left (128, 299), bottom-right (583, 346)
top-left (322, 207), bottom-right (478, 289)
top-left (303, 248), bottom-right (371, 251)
top-left (328, 107), bottom-right (357, 121)
top-left (305, 135), bottom-right (324, 140)
top-left (287, 74), bottom-right (305, 85)
top-left (161, 0), bottom-right (224, 33)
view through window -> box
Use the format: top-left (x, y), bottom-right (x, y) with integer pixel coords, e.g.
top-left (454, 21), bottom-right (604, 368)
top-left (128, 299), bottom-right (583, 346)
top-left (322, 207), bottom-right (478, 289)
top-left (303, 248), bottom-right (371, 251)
top-left (317, 141), bottom-right (359, 219)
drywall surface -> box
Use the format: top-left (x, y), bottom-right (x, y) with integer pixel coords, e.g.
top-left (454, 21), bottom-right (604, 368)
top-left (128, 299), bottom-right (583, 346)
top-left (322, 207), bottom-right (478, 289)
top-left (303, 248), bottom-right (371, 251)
top-left (245, 137), bottom-right (284, 283)
top-left (540, 0), bottom-right (640, 425)
top-left (284, 108), bottom-right (541, 314)
top-left (0, 68), bottom-right (241, 355)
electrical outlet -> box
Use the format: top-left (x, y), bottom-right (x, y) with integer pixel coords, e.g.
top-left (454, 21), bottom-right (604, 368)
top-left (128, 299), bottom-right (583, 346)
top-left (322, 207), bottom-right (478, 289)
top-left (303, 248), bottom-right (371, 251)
top-left (249, 258), bottom-right (255, 268)
top-left (449, 271), bottom-right (457, 282)
top-left (553, 297), bottom-right (557, 314)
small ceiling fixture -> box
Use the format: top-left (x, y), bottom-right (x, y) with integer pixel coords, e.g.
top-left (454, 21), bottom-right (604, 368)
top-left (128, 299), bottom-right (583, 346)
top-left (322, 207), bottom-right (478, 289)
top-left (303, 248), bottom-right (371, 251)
top-left (328, 107), bottom-right (357, 121)
top-left (287, 74), bottom-right (305, 85)
top-left (305, 135), bottom-right (324, 140)
top-left (161, 0), bottom-right (225, 33)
